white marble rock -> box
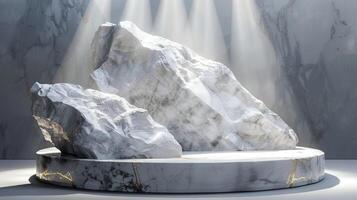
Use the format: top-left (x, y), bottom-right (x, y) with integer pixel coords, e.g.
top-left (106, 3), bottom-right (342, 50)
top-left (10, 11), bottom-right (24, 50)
top-left (91, 21), bottom-right (299, 151)
top-left (31, 82), bottom-right (182, 159)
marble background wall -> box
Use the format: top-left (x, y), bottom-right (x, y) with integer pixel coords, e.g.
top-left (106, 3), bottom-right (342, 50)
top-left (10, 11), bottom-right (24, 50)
top-left (0, 0), bottom-right (356, 159)
top-left (256, 0), bottom-right (357, 158)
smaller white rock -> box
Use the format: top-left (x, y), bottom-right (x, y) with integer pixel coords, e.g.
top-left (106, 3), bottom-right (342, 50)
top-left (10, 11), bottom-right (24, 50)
top-left (31, 82), bottom-right (182, 159)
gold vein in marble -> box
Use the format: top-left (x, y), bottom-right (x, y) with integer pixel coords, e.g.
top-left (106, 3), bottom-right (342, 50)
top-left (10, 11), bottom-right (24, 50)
top-left (287, 159), bottom-right (309, 187)
top-left (38, 169), bottom-right (73, 183)
top-left (132, 163), bottom-right (143, 191)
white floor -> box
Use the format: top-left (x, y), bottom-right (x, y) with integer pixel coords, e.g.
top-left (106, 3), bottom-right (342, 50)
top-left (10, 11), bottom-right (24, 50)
top-left (0, 160), bottom-right (356, 200)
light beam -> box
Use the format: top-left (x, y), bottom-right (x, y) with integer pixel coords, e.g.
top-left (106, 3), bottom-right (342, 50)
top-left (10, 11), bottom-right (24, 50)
top-left (188, 0), bottom-right (228, 64)
top-left (120, 0), bottom-right (152, 32)
top-left (54, 0), bottom-right (111, 87)
top-left (154, 0), bottom-right (189, 45)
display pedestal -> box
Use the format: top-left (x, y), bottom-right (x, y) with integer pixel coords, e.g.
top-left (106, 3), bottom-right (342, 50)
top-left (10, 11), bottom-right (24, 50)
top-left (36, 147), bottom-right (324, 193)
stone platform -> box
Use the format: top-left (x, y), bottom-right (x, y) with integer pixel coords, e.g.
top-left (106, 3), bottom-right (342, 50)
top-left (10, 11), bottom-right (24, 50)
top-left (36, 147), bottom-right (325, 193)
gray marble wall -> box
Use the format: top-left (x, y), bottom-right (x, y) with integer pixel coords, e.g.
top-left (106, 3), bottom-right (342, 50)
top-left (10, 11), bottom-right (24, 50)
top-left (0, 0), bottom-right (356, 158)
top-left (256, 0), bottom-right (357, 158)
top-left (0, 0), bottom-right (91, 158)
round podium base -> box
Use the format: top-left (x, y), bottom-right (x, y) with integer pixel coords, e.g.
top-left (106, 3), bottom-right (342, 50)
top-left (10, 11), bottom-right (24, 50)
top-left (36, 147), bottom-right (324, 193)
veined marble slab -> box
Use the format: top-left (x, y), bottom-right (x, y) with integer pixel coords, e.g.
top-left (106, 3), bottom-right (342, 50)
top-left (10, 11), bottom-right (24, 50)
top-left (36, 147), bottom-right (325, 193)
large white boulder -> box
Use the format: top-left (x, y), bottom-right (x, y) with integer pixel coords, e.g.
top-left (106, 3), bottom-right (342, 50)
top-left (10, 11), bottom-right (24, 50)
top-left (31, 82), bottom-right (182, 159)
top-left (91, 21), bottom-right (299, 151)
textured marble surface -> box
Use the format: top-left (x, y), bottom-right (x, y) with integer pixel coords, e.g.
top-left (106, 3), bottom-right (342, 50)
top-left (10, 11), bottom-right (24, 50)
top-left (254, 0), bottom-right (357, 158)
top-left (31, 82), bottom-right (182, 159)
top-left (2, 160), bottom-right (356, 199)
top-left (35, 147), bottom-right (324, 193)
top-left (1, 0), bottom-right (357, 158)
top-left (92, 21), bottom-right (298, 151)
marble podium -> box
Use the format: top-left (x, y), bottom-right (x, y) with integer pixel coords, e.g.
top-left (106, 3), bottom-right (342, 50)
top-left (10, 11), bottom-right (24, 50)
top-left (33, 21), bottom-right (325, 193)
top-left (36, 147), bottom-right (324, 193)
